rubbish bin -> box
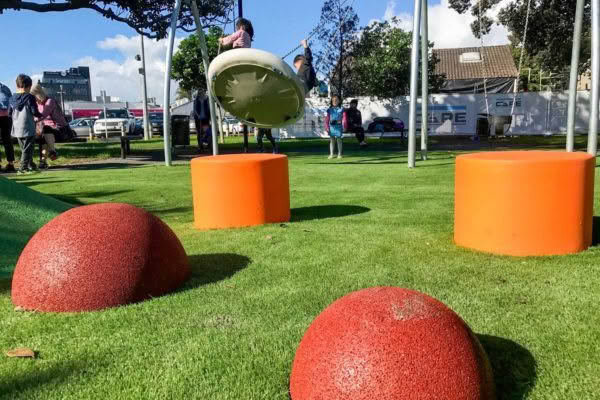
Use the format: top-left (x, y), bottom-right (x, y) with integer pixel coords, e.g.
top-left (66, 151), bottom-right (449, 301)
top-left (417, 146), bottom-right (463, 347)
top-left (171, 115), bottom-right (190, 146)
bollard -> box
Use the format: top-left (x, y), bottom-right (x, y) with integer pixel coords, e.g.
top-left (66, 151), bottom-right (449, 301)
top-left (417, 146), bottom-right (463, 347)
top-left (126, 138), bottom-right (131, 155)
top-left (89, 126), bottom-right (93, 141)
top-left (120, 137), bottom-right (127, 159)
top-left (121, 125), bottom-right (125, 137)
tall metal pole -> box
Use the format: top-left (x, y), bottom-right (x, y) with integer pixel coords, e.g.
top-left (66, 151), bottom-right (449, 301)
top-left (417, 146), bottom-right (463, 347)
top-left (190, 0), bottom-right (220, 155)
top-left (408, 0), bottom-right (422, 168)
top-left (567, 0), bottom-right (584, 152)
top-left (420, 0), bottom-right (429, 161)
top-left (589, 0), bottom-right (600, 155)
top-left (140, 34), bottom-right (151, 140)
top-left (101, 90), bottom-right (108, 139)
top-left (163, 0), bottom-right (183, 166)
top-left (238, 0), bottom-right (243, 18)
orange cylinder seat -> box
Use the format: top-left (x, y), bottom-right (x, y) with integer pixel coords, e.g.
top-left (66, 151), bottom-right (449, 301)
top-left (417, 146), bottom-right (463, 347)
top-left (455, 151), bottom-right (595, 256)
top-left (191, 154), bottom-right (290, 230)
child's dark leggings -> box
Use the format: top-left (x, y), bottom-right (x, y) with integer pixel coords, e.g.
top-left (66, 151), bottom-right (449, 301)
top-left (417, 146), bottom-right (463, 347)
top-left (17, 136), bottom-right (35, 170)
top-left (257, 128), bottom-right (276, 149)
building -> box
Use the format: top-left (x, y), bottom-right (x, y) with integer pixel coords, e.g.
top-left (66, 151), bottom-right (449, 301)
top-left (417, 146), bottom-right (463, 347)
top-left (40, 66), bottom-right (92, 102)
top-left (433, 45), bottom-right (519, 94)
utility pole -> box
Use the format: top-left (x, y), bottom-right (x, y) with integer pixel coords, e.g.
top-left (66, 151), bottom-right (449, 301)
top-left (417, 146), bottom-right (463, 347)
top-left (140, 34), bottom-right (151, 140)
top-left (100, 90), bottom-right (108, 139)
top-left (58, 84), bottom-right (66, 113)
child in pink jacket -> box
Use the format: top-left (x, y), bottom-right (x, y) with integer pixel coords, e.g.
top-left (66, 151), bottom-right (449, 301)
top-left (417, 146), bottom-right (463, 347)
top-left (219, 18), bottom-right (254, 49)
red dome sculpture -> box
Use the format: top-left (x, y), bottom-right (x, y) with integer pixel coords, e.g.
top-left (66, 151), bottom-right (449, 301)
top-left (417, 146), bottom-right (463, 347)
top-left (12, 203), bottom-right (190, 312)
top-left (290, 287), bottom-right (495, 400)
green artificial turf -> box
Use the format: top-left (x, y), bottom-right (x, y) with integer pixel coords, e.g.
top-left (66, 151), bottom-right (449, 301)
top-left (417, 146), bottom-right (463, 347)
top-left (1, 142), bottom-right (599, 399)
top-left (0, 177), bottom-right (72, 280)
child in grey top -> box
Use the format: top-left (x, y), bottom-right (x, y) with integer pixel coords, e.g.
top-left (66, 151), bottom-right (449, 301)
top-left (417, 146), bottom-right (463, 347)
top-left (8, 74), bottom-right (42, 174)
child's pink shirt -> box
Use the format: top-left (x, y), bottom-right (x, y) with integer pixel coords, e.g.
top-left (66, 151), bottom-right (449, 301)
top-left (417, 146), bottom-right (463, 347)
top-left (222, 30), bottom-right (251, 48)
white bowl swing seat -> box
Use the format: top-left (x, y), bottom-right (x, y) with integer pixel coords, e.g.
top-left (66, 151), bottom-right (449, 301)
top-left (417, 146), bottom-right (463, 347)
top-left (208, 48), bottom-right (306, 129)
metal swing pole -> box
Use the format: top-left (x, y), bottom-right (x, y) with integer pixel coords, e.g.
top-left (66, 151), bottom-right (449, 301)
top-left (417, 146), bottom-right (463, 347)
top-left (567, 0), bottom-right (584, 152)
top-left (408, 0), bottom-right (423, 168)
top-left (589, 0), bottom-right (600, 155)
top-left (190, 0), bottom-right (220, 155)
top-left (163, 0), bottom-right (183, 166)
top-left (420, 0), bottom-right (429, 161)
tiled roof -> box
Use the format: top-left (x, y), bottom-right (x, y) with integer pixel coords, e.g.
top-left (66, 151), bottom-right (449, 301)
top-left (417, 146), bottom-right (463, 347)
top-left (433, 45), bottom-right (518, 80)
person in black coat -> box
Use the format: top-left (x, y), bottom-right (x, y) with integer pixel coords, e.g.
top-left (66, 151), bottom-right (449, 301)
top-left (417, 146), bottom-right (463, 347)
top-left (345, 99), bottom-right (367, 146)
top-left (192, 91), bottom-right (211, 151)
top-left (293, 40), bottom-right (317, 94)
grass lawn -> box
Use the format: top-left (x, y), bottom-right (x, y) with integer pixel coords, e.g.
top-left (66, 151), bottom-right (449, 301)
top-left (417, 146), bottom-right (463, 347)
top-left (1, 137), bottom-right (599, 399)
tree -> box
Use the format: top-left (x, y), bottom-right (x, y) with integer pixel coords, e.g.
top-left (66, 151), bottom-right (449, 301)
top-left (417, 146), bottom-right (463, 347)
top-left (348, 19), bottom-right (443, 99)
top-left (171, 26), bottom-right (222, 96)
top-left (0, 0), bottom-right (233, 39)
top-left (448, 0), bottom-right (591, 75)
top-left (176, 87), bottom-right (193, 102)
top-left (315, 0), bottom-right (360, 99)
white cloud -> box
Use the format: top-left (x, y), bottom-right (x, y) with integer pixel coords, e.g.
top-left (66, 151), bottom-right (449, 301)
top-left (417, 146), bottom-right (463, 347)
top-left (73, 34), bottom-right (185, 104)
top-left (380, 0), bottom-right (511, 48)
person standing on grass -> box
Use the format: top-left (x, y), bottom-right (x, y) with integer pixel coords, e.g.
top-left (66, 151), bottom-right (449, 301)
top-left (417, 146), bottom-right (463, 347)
top-left (325, 95), bottom-right (347, 159)
top-left (256, 128), bottom-right (279, 153)
top-left (9, 74), bottom-right (43, 175)
top-left (30, 84), bottom-right (63, 169)
top-left (0, 81), bottom-right (16, 172)
top-left (193, 90), bottom-right (212, 152)
top-left (345, 99), bottom-right (367, 146)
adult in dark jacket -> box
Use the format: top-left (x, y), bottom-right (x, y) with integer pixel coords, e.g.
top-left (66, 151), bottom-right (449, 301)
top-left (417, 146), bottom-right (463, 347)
top-left (192, 91), bottom-right (211, 151)
top-left (0, 82), bottom-right (15, 172)
top-left (293, 40), bottom-right (317, 94)
top-left (345, 99), bottom-right (367, 146)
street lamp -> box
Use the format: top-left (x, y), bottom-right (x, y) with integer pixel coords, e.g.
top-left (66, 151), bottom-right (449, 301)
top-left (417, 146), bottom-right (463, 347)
top-left (136, 35), bottom-right (151, 140)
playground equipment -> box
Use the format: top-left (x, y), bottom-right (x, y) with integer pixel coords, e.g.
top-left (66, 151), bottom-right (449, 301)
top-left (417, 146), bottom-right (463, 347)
top-left (190, 154), bottom-right (290, 230)
top-left (409, 0), bottom-right (599, 167)
top-left (455, 151), bottom-right (595, 256)
top-left (11, 203), bottom-right (190, 312)
top-left (208, 49), bottom-right (306, 128)
top-left (290, 287), bottom-right (495, 400)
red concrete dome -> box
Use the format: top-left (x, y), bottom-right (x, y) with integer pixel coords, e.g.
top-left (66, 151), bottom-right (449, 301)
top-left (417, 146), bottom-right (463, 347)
top-left (290, 287), bottom-right (495, 400)
top-left (12, 203), bottom-right (190, 312)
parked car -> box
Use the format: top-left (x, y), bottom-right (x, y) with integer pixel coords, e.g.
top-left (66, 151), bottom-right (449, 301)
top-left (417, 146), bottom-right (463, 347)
top-left (367, 117), bottom-right (405, 134)
top-left (69, 118), bottom-right (95, 137)
top-left (189, 115), bottom-right (243, 135)
top-left (93, 109), bottom-right (136, 137)
top-left (149, 112), bottom-right (164, 135)
top-left (133, 118), bottom-right (144, 135)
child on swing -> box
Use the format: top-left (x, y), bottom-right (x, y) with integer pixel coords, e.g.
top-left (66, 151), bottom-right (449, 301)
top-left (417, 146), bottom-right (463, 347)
top-left (219, 18), bottom-right (254, 49)
top-left (219, 17), bottom-right (255, 152)
top-left (293, 40), bottom-right (317, 94)
top-left (325, 95), bottom-right (347, 159)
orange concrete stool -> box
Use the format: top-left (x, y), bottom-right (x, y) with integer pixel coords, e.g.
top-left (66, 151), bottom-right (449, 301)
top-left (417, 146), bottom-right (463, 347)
top-left (191, 154), bottom-right (290, 230)
top-left (455, 151), bottom-right (595, 256)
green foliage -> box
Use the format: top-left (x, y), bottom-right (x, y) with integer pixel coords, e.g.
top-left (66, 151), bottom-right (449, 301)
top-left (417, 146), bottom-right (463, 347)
top-left (449, 0), bottom-right (591, 75)
top-left (315, 0), bottom-right (360, 98)
top-left (348, 18), bottom-right (444, 99)
top-left (0, 0), bottom-right (234, 39)
top-left (171, 27), bottom-right (224, 95)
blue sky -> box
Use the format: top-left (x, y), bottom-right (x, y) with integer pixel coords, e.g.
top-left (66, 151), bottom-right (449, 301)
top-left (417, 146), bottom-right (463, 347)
top-left (0, 0), bottom-right (508, 102)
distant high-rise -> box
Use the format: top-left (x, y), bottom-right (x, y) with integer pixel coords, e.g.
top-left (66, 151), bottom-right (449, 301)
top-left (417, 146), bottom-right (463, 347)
top-left (40, 67), bottom-right (92, 102)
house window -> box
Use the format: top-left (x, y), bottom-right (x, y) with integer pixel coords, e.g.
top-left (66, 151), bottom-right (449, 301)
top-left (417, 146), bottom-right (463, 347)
top-left (460, 52), bottom-right (482, 63)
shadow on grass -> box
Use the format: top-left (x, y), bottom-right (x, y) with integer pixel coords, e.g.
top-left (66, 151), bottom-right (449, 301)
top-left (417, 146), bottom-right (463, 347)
top-left (56, 163), bottom-right (146, 172)
top-left (592, 217), bottom-right (600, 246)
top-left (0, 278), bottom-right (10, 294)
top-left (0, 360), bottom-right (88, 398)
top-left (181, 253), bottom-right (251, 289)
top-left (291, 205), bottom-right (370, 222)
top-left (43, 190), bottom-right (133, 206)
top-left (478, 334), bottom-right (537, 399)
